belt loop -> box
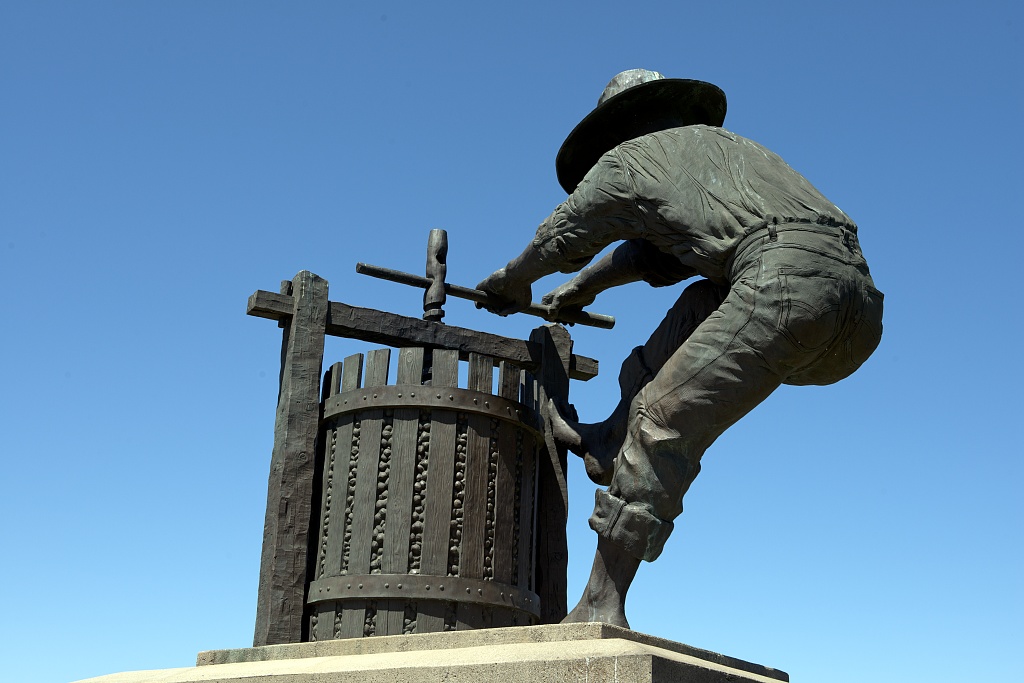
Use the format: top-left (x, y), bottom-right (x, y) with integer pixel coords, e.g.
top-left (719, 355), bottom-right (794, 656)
top-left (768, 217), bottom-right (778, 242)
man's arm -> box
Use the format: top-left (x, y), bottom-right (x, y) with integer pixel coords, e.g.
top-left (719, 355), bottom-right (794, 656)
top-left (477, 149), bottom-right (645, 315)
top-left (475, 242), bottom-right (557, 316)
top-left (476, 239), bottom-right (647, 317)
top-left (539, 242), bottom-right (646, 315)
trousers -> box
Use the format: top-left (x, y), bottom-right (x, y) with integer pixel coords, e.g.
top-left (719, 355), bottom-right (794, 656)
top-left (589, 222), bottom-right (884, 561)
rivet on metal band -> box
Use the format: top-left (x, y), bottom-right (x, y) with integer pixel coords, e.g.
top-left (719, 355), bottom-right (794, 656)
top-left (307, 574), bottom-right (541, 619)
top-left (322, 384), bottom-right (542, 437)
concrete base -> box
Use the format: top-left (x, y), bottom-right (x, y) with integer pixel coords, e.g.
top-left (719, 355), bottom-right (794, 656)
top-left (75, 623), bottom-right (788, 683)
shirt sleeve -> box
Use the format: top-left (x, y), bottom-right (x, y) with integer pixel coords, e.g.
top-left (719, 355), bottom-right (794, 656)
top-left (531, 149), bottom-right (645, 274)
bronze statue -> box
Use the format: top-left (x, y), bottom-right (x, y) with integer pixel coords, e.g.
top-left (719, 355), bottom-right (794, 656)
top-left (478, 69), bottom-right (883, 627)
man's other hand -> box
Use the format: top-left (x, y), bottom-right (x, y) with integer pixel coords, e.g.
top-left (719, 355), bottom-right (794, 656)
top-left (541, 278), bottom-right (597, 318)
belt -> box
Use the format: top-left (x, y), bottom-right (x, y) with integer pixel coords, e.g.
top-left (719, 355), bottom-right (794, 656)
top-left (727, 218), bottom-right (859, 278)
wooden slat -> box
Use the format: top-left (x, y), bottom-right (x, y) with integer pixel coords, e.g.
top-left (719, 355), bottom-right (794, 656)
top-left (335, 355), bottom-right (364, 573)
top-left (335, 355), bottom-right (365, 640)
top-left (518, 371), bottom-right (537, 593)
top-left (341, 355), bottom-right (364, 391)
top-left (380, 347), bottom-right (424, 635)
top-left (254, 271), bottom-right (328, 646)
top-left (417, 349), bottom-right (458, 633)
top-left (314, 605), bottom-right (333, 641)
top-left (497, 361), bottom-right (520, 398)
top-left (312, 607), bottom-right (333, 641)
top-left (457, 353), bottom-right (492, 630)
top-left (488, 361), bottom-right (520, 628)
top-left (328, 361), bottom-right (343, 396)
top-left (338, 600), bottom-right (364, 640)
top-left (463, 353), bottom-right (493, 583)
top-left (520, 437), bottom-right (538, 592)
top-left (339, 348), bottom-right (389, 638)
top-left (247, 290), bottom-right (598, 380)
top-left (316, 362), bottom-right (344, 577)
top-left (317, 355), bottom-right (363, 640)
top-left (311, 362), bottom-right (340, 641)
top-left (311, 368), bottom-right (339, 643)
top-left (520, 369), bottom-right (536, 412)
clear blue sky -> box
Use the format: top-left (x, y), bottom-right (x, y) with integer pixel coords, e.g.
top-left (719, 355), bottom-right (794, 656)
top-left (2, 2), bottom-right (1021, 682)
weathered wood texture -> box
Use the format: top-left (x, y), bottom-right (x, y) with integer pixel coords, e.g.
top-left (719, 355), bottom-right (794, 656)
top-left (311, 359), bottom-right (350, 641)
top-left (381, 347), bottom-right (424, 635)
top-left (254, 271), bottom-right (329, 646)
top-left (515, 368), bottom-right (538, 625)
top-left (306, 346), bottom-right (545, 637)
top-left (416, 349), bottom-right (459, 633)
top-left (250, 272), bottom-right (592, 643)
top-left (456, 353), bottom-right (491, 630)
top-left (248, 291), bottom-right (598, 381)
top-left (489, 361), bottom-right (518, 628)
top-left (530, 324), bottom-right (573, 624)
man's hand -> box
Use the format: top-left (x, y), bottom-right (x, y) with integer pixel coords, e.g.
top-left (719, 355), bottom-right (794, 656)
top-left (476, 267), bottom-right (533, 316)
top-left (541, 277), bottom-right (597, 318)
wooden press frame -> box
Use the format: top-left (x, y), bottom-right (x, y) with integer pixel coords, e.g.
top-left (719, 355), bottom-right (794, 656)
top-left (247, 270), bottom-right (599, 646)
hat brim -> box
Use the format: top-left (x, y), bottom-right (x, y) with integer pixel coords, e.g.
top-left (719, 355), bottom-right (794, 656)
top-left (555, 78), bottom-right (727, 194)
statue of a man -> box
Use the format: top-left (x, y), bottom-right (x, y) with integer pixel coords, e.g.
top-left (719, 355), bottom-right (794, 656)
top-left (477, 69), bottom-right (883, 627)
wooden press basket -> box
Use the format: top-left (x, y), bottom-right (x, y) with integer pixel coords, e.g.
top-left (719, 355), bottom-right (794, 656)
top-left (307, 346), bottom-right (543, 639)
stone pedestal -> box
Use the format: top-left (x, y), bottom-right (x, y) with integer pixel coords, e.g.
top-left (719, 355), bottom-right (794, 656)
top-left (75, 623), bottom-right (788, 683)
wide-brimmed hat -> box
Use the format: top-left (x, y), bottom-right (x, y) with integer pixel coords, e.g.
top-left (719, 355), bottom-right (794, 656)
top-left (555, 69), bottom-right (727, 194)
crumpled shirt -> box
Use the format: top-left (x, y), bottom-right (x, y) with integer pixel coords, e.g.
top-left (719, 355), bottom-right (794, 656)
top-left (532, 125), bottom-right (856, 285)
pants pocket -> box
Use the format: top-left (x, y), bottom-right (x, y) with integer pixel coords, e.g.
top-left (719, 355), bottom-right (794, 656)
top-left (777, 267), bottom-right (842, 352)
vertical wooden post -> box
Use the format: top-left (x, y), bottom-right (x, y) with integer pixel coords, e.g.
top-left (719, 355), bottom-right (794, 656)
top-left (254, 271), bottom-right (329, 646)
top-left (529, 323), bottom-right (572, 624)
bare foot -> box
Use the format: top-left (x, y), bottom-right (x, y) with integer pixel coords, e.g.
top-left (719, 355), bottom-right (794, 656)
top-left (545, 399), bottom-right (619, 485)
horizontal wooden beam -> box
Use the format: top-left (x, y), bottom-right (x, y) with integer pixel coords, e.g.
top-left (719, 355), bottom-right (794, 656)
top-left (248, 289), bottom-right (294, 320)
top-left (248, 291), bottom-right (599, 381)
top-left (248, 290), bottom-right (598, 381)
